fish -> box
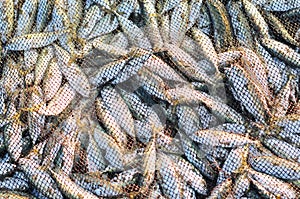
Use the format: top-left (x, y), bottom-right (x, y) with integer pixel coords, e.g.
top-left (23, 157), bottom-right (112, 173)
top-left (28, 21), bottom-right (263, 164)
top-left (89, 58), bottom-right (128, 86)
top-left (187, 0), bottom-right (203, 30)
top-left (35, 0), bottom-right (54, 32)
top-left (165, 43), bottom-right (216, 85)
top-left (192, 129), bottom-right (258, 148)
top-left (141, 0), bottom-right (164, 50)
top-left (0, 0), bottom-right (14, 44)
top-left (88, 14), bottom-right (119, 40)
top-left (179, 131), bottom-right (216, 180)
top-left (91, 38), bottom-right (129, 58)
top-left (4, 119), bottom-right (23, 161)
top-left (5, 30), bottom-right (68, 51)
top-left (263, 136), bottom-right (300, 163)
top-left (207, 178), bottom-right (232, 199)
top-left (253, 0), bottom-right (300, 12)
top-left (71, 173), bottom-right (123, 197)
top-left (143, 54), bottom-right (187, 84)
top-left (111, 49), bottom-right (151, 84)
top-left (50, 169), bottom-right (99, 199)
top-left (0, 177), bottom-right (29, 192)
top-left (262, 10), bottom-right (299, 47)
top-left (0, 191), bottom-right (37, 199)
top-left (261, 38), bottom-right (300, 68)
top-left (28, 86), bottom-right (46, 144)
top-left (225, 64), bottom-right (268, 124)
top-left (167, 85), bottom-right (245, 124)
top-left (43, 57), bottom-right (63, 101)
top-left (141, 137), bottom-right (156, 192)
top-left (171, 155), bottom-right (207, 195)
top-left (77, 5), bottom-right (103, 39)
top-left (255, 42), bottom-right (287, 94)
top-left (176, 105), bottom-right (201, 135)
top-left (227, 0), bottom-right (255, 50)
top-left (115, 12), bottom-right (152, 50)
top-left (205, 0), bottom-right (233, 52)
top-left (249, 155), bottom-right (300, 180)
top-left (157, 153), bottom-right (184, 199)
top-left (54, 44), bottom-right (91, 97)
top-left (100, 86), bottom-right (136, 138)
top-left (241, 0), bottom-right (270, 38)
top-left (191, 28), bottom-right (220, 73)
top-left (95, 97), bottom-right (128, 148)
top-left (93, 124), bottom-right (125, 170)
top-left (217, 146), bottom-right (247, 184)
top-left (38, 82), bottom-right (76, 116)
top-left (15, 0), bottom-right (38, 36)
top-left (232, 173), bottom-right (250, 199)
top-left (248, 168), bottom-right (298, 198)
top-left (34, 46), bottom-right (55, 85)
top-left (169, 0), bottom-right (189, 46)
top-left (19, 158), bottom-right (63, 199)
top-left (0, 0), bottom-right (299, 197)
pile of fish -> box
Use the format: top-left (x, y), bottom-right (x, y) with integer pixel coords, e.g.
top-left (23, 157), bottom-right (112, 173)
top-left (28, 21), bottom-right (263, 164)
top-left (0, 0), bottom-right (300, 198)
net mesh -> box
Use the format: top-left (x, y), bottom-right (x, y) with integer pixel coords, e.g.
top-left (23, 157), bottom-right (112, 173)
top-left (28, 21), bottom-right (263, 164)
top-left (0, 0), bottom-right (299, 198)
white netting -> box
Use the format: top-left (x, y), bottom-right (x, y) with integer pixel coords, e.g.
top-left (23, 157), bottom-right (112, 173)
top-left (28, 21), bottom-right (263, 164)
top-left (0, 0), bottom-right (299, 198)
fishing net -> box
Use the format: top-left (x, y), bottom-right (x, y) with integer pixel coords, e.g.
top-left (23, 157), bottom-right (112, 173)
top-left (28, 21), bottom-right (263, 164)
top-left (0, 0), bottom-right (300, 198)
